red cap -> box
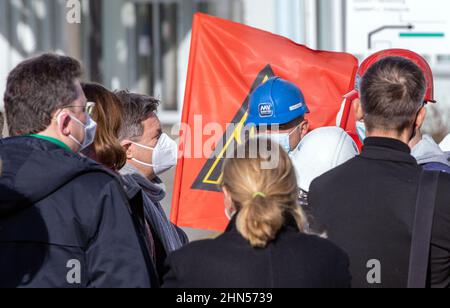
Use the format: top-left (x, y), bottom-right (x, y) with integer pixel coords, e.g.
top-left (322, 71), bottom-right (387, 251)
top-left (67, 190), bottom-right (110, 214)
top-left (346, 49), bottom-right (436, 103)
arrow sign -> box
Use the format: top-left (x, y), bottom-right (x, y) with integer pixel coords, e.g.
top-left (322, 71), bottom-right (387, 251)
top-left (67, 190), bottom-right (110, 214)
top-left (368, 24), bottom-right (414, 49)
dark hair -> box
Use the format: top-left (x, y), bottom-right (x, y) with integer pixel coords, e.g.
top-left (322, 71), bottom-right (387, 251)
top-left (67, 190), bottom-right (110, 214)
top-left (82, 83), bottom-right (127, 171)
top-left (360, 56), bottom-right (426, 133)
top-left (115, 90), bottom-right (160, 141)
top-left (279, 116), bottom-right (305, 131)
top-left (256, 116), bottom-right (305, 133)
top-left (4, 53), bottom-right (83, 136)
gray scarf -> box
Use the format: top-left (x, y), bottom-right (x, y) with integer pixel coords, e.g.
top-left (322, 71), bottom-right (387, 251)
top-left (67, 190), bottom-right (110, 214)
top-left (120, 164), bottom-right (186, 253)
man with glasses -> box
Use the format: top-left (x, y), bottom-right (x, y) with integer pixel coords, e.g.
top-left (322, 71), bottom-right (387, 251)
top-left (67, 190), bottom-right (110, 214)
top-left (0, 54), bottom-right (157, 288)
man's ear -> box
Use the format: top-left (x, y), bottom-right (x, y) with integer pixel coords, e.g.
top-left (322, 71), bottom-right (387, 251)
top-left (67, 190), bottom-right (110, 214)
top-left (300, 119), bottom-right (309, 139)
top-left (58, 113), bottom-right (71, 136)
top-left (222, 187), bottom-right (234, 211)
top-left (415, 106), bottom-right (427, 129)
top-left (120, 140), bottom-right (134, 159)
top-left (353, 98), bottom-right (365, 122)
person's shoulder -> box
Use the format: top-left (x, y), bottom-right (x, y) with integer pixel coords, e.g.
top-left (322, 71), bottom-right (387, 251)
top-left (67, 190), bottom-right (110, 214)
top-left (276, 231), bottom-right (350, 285)
top-left (289, 232), bottom-right (349, 261)
top-left (67, 155), bottom-right (122, 189)
top-left (170, 237), bottom-right (216, 257)
top-left (68, 170), bottom-right (126, 210)
top-left (310, 156), bottom-right (359, 190)
top-left (168, 231), bottom-right (242, 262)
top-left (72, 168), bottom-right (119, 188)
top-left (422, 162), bottom-right (450, 174)
top-left (58, 159), bottom-right (126, 220)
top-left (298, 234), bottom-right (351, 286)
top-left (166, 237), bottom-right (218, 270)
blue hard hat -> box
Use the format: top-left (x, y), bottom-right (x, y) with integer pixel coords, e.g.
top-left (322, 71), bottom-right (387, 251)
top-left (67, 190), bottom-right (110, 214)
top-left (245, 77), bottom-right (309, 126)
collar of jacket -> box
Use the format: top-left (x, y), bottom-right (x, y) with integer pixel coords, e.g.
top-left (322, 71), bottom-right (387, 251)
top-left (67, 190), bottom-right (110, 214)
top-left (361, 137), bottom-right (417, 164)
top-left (27, 134), bottom-right (73, 153)
top-left (119, 163), bottom-right (166, 202)
top-left (224, 211), bottom-right (300, 235)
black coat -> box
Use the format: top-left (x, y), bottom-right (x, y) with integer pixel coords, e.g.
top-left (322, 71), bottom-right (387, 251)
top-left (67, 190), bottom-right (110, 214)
top-left (162, 215), bottom-right (351, 288)
top-left (0, 137), bottom-right (158, 288)
top-left (124, 183), bottom-right (189, 285)
top-left (309, 137), bottom-right (450, 288)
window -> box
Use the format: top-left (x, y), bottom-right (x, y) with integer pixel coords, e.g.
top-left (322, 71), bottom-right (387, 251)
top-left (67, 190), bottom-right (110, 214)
top-left (101, 0), bottom-right (243, 122)
top-left (0, 0), bottom-right (244, 121)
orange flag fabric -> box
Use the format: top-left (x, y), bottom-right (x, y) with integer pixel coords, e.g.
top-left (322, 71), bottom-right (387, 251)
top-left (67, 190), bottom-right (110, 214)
top-left (171, 13), bottom-right (359, 232)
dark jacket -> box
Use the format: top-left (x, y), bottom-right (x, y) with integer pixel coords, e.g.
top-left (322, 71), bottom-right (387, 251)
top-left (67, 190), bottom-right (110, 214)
top-left (162, 214), bottom-right (351, 288)
top-left (120, 163), bottom-right (188, 283)
top-left (309, 137), bottom-right (450, 288)
top-left (0, 136), bottom-right (157, 288)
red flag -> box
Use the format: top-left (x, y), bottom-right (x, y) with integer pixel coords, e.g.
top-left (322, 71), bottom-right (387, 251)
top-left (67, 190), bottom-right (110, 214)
top-left (171, 13), bottom-right (358, 232)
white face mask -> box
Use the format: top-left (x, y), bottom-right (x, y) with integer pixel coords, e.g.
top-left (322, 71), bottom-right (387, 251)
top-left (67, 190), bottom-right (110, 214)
top-left (259, 125), bottom-right (301, 153)
top-left (356, 121), bottom-right (366, 142)
top-left (225, 207), bottom-right (236, 221)
top-left (58, 113), bottom-right (97, 152)
top-left (131, 133), bottom-right (178, 175)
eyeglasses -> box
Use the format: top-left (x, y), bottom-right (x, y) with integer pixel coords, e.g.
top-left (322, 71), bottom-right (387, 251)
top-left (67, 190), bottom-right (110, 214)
top-left (64, 102), bottom-right (96, 116)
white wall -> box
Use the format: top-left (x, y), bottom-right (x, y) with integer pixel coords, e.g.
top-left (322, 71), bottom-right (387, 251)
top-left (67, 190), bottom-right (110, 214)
top-left (242, 0), bottom-right (314, 46)
top-left (243, 0), bottom-right (276, 33)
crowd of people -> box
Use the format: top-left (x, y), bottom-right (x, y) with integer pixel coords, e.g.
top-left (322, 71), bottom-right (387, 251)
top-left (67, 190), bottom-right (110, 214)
top-left (0, 48), bottom-right (449, 288)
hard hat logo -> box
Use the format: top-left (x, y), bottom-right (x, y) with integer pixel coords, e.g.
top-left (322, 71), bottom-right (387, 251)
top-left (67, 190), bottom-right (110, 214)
top-left (245, 77), bottom-right (309, 127)
top-left (258, 103), bottom-right (274, 117)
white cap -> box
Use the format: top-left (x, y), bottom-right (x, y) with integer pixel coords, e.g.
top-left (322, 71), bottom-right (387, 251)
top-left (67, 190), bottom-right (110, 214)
top-left (440, 134), bottom-right (450, 152)
top-left (291, 127), bottom-right (359, 192)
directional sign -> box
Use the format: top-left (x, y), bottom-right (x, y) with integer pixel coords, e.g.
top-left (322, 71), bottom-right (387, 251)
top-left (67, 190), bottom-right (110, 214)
top-left (346, 0), bottom-right (450, 55)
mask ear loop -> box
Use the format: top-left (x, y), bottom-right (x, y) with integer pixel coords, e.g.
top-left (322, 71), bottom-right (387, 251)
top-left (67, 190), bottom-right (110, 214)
top-left (131, 141), bottom-right (155, 151)
top-left (130, 141), bottom-right (156, 169)
top-left (131, 158), bottom-right (155, 168)
top-left (56, 109), bottom-right (87, 129)
top-left (56, 111), bottom-right (72, 138)
top-left (68, 114), bottom-right (87, 128)
top-left (55, 111), bottom-right (84, 149)
top-left (56, 109), bottom-right (67, 128)
top-left (283, 123), bottom-right (303, 153)
top-left (288, 123), bottom-right (302, 137)
top-left (225, 207), bottom-right (236, 221)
